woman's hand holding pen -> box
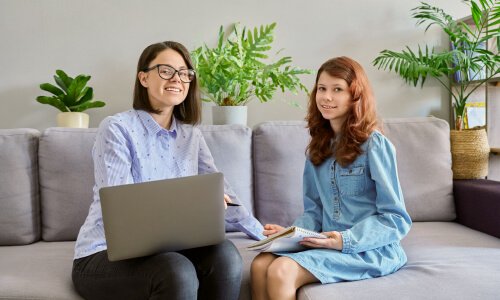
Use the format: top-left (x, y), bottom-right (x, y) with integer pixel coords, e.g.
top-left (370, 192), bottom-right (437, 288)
top-left (300, 231), bottom-right (343, 251)
top-left (263, 224), bottom-right (285, 237)
top-left (223, 194), bottom-right (231, 209)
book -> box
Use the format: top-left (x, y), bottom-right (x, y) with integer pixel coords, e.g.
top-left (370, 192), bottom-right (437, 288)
top-left (467, 41), bottom-right (486, 81)
top-left (464, 102), bottom-right (486, 129)
top-left (246, 226), bottom-right (327, 252)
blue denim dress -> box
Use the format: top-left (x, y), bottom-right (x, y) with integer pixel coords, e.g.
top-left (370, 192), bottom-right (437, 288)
top-left (277, 131), bottom-right (412, 284)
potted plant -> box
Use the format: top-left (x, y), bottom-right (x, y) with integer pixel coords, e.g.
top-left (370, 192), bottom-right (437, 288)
top-left (37, 70), bottom-right (106, 128)
top-left (191, 22), bottom-right (311, 125)
top-left (372, 0), bottom-right (499, 179)
top-left (373, 0), bottom-right (499, 130)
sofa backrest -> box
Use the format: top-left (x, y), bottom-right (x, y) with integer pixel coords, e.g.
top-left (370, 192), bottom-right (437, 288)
top-left (37, 125), bottom-right (253, 242)
top-left (252, 121), bottom-right (310, 226)
top-left (0, 129), bottom-right (40, 246)
top-left (252, 117), bottom-right (455, 226)
top-left (39, 128), bottom-right (97, 241)
top-left (0, 117), bottom-right (455, 244)
top-left (199, 125), bottom-right (254, 214)
top-left (383, 118), bottom-right (455, 221)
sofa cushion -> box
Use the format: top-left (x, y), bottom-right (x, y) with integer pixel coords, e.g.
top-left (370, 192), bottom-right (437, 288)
top-left (0, 241), bottom-right (83, 299)
top-left (199, 125), bottom-right (254, 214)
top-left (252, 117), bottom-right (455, 226)
top-left (227, 232), bottom-right (260, 300)
top-left (297, 222), bottom-right (500, 299)
top-left (0, 129), bottom-right (40, 245)
top-left (39, 125), bottom-right (254, 241)
top-left (253, 121), bottom-right (310, 226)
top-left (383, 117), bottom-right (455, 221)
top-left (39, 128), bottom-right (97, 241)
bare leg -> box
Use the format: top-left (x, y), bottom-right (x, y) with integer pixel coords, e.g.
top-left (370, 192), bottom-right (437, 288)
top-left (251, 253), bottom-right (278, 300)
top-left (267, 256), bottom-right (319, 300)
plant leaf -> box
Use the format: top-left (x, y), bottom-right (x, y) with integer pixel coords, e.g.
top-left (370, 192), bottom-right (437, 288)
top-left (36, 96), bottom-right (69, 112)
top-left (39, 83), bottom-right (64, 96)
top-left (70, 100), bottom-right (105, 112)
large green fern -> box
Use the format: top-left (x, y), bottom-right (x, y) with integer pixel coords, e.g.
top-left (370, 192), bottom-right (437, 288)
top-left (191, 23), bottom-right (311, 106)
top-left (373, 0), bottom-right (500, 129)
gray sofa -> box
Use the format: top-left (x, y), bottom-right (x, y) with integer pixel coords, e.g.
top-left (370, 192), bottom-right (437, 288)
top-left (1, 117), bottom-right (499, 300)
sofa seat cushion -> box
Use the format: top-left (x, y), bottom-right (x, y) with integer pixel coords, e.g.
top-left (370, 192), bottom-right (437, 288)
top-left (0, 241), bottom-right (82, 299)
top-left (297, 222), bottom-right (500, 300)
top-left (227, 232), bottom-right (260, 300)
top-left (0, 235), bottom-right (254, 300)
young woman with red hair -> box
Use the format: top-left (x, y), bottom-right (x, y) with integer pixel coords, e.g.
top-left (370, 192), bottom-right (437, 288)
top-left (251, 57), bottom-right (412, 300)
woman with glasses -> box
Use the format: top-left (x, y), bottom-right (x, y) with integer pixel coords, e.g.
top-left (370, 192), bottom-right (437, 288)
top-left (72, 41), bottom-right (264, 300)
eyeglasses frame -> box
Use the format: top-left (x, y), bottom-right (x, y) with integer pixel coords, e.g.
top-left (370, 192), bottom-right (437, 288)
top-left (142, 64), bottom-right (196, 83)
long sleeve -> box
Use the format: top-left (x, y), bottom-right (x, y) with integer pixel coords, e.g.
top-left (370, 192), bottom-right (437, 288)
top-left (197, 130), bottom-right (265, 240)
top-left (340, 134), bottom-right (412, 254)
top-left (293, 159), bottom-right (323, 232)
top-left (93, 118), bottom-right (134, 189)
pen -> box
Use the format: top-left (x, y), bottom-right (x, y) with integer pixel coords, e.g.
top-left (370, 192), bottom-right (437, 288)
top-left (226, 202), bottom-right (241, 206)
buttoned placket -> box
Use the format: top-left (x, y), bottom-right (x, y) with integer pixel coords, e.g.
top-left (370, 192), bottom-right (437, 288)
top-left (330, 160), bottom-right (341, 220)
top-left (158, 130), bottom-right (176, 176)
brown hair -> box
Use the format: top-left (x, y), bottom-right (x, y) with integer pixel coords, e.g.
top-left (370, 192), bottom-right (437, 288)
top-left (133, 41), bottom-right (201, 125)
top-left (306, 56), bottom-right (380, 167)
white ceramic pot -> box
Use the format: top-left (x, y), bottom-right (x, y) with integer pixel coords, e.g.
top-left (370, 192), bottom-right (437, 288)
top-left (212, 106), bottom-right (247, 125)
top-left (57, 112), bottom-right (89, 128)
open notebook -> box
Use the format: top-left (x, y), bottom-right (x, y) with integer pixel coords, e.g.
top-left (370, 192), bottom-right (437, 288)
top-left (247, 226), bottom-right (327, 252)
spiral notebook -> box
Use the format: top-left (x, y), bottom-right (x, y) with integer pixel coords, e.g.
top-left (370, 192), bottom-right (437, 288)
top-left (247, 226), bottom-right (327, 252)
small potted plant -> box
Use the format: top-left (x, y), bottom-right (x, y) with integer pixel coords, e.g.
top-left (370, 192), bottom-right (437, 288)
top-left (372, 0), bottom-right (499, 179)
top-left (191, 22), bottom-right (311, 125)
top-left (37, 70), bottom-right (106, 128)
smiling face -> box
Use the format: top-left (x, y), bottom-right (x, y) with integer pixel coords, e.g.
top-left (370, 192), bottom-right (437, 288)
top-left (138, 48), bottom-right (190, 115)
top-left (315, 71), bottom-right (353, 132)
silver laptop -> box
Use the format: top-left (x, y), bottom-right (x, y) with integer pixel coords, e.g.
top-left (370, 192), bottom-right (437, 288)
top-left (99, 172), bottom-right (225, 261)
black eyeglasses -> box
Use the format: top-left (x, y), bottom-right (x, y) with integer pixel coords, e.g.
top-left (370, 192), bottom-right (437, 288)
top-left (142, 64), bottom-right (196, 83)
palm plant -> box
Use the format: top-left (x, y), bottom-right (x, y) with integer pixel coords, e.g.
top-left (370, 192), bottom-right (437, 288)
top-left (373, 0), bottom-right (500, 130)
top-left (191, 23), bottom-right (311, 106)
top-left (37, 70), bottom-right (105, 112)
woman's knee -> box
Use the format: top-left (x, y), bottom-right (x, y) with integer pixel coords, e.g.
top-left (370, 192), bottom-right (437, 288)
top-left (251, 253), bottom-right (274, 275)
top-left (149, 252), bottom-right (198, 289)
top-left (267, 257), bottom-right (297, 284)
top-left (211, 240), bottom-right (243, 278)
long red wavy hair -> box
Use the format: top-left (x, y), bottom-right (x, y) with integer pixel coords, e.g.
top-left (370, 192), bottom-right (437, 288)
top-left (306, 57), bottom-right (380, 167)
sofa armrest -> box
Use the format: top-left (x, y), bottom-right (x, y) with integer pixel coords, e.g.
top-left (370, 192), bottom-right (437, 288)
top-left (453, 179), bottom-right (500, 238)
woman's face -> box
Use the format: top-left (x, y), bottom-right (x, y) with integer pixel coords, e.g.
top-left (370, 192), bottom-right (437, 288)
top-left (138, 48), bottom-right (190, 113)
top-left (315, 71), bottom-right (353, 129)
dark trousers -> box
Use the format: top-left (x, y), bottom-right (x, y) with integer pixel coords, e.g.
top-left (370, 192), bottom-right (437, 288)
top-left (72, 239), bottom-right (242, 300)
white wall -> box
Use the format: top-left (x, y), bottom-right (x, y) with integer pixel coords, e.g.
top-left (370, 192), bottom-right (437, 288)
top-left (0, 0), bottom-right (469, 130)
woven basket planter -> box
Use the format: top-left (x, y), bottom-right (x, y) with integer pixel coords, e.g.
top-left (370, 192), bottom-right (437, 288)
top-left (450, 129), bottom-right (489, 179)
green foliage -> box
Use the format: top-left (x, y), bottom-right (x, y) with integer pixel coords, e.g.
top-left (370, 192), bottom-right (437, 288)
top-left (373, 0), bottom-right (500, 129)
top-left (36, 70), bottom-right (106, 112)
top-left (191, 22), bottom-right (312, 106)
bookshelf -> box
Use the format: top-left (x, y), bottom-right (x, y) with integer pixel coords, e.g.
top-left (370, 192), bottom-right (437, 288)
top-left (449, 15), bottom-right (500, 154)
